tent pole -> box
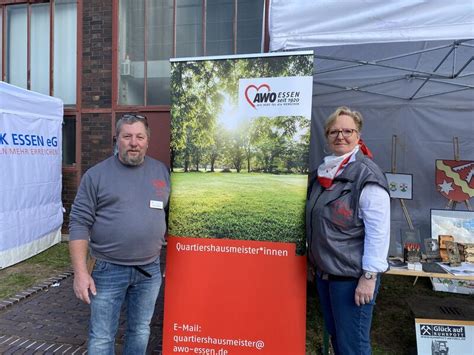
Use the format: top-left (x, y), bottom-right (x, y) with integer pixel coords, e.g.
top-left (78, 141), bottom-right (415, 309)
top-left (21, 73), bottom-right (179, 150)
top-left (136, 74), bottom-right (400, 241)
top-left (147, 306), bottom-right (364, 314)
top-left (453, 137), bottom-right (460, 161)
top-left (391, 135), bottom-right (397, 173)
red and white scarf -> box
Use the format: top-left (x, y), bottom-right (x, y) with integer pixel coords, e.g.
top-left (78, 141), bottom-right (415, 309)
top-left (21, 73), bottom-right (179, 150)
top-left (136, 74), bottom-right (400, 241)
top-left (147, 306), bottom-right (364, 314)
top-left (317, 146), bottom-right (359, 188)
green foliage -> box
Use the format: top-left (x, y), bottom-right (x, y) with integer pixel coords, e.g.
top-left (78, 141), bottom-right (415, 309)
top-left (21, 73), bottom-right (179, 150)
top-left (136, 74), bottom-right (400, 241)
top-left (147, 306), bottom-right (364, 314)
top-left (170, 55), bottom-right (313, 173)
top-left (168, 172), bottom-right (307, 253)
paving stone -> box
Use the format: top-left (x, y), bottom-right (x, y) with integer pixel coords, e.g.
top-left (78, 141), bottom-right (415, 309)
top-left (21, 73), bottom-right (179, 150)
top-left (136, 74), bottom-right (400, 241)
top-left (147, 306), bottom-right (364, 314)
top-left (0, 253), bottom-right (166, 354)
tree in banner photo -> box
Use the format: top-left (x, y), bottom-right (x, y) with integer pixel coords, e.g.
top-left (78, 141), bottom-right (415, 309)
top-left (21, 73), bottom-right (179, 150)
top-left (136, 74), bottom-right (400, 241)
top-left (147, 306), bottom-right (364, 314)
top-left (169, 54), bottom-right (313, 254)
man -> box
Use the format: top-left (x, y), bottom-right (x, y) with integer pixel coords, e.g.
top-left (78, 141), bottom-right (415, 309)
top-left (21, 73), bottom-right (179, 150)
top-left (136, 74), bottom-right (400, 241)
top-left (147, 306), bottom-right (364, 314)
top-left (69, 114), bottom-right (170, 354)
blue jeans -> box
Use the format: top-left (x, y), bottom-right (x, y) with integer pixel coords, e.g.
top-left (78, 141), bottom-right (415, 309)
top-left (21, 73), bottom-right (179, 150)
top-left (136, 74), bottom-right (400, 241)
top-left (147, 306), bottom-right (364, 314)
top-left (88, 259), bottom-right (162, 355)
top-left (315, 275), bottom-right (381, 355)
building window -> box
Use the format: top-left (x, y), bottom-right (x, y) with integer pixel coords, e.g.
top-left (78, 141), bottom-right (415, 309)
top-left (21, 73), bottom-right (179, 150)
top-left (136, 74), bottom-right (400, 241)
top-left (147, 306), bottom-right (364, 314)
top-left (6, 4), bottom-right (28, 90)
top-left (1, 1), bottom-right (77, 105)
top-left (31, 2), bottom-right (51, 95)
top-left (206, 0), bottom-right (232, 56)
top-left (118, 0), bottom-right (265, 106)
top-left (54, 0), bottom-right (77, 105)
top-left (62, 116), bottom-right (76, 166)
top-left (176, 0), bottom-right (203, 58)
top-left (237, 0), bottom-right (264, 53)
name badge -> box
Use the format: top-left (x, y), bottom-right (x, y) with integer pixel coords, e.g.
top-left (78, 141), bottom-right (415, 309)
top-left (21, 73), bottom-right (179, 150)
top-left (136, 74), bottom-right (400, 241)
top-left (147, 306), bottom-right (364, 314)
top-left (150, 200), bottom-right (164, 209)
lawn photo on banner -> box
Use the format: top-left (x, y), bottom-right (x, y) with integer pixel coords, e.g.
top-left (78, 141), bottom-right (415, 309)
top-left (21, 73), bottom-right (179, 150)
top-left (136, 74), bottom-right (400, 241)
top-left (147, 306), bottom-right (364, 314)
top-left (169, 53), bottom-right (313, 254)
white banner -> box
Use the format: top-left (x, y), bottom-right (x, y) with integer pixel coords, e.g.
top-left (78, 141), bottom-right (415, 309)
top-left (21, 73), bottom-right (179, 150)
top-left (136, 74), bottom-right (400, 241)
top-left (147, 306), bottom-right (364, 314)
top-left (238, 76), bottom-right (313, 117)
top-left (0, 82), bottom-right (63, 268)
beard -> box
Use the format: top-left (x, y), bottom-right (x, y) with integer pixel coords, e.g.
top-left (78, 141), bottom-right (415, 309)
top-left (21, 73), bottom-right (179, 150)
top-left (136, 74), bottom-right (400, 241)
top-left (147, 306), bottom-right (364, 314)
top-left (119, 150), bottom-right (145, 166)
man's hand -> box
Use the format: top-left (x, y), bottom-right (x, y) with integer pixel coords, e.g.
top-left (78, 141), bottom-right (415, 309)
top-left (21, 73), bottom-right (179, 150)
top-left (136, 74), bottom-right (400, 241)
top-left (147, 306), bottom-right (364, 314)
top-left (354, 276), bottom-right (376, 306)
top-left (69, 239), bottom-right (97, 304)
top-left (73, 271), bottom-right (96, 304)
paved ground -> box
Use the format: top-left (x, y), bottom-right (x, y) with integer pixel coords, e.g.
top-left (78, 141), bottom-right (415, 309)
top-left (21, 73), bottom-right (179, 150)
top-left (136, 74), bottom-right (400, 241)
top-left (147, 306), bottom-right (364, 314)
top-left (0, 257), bottom-right (166, 354)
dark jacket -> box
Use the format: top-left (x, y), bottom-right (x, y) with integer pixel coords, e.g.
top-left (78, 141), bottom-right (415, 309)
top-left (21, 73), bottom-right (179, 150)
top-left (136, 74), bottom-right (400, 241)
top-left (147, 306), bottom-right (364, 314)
top-left (306, 151), bottom-right (389, 277)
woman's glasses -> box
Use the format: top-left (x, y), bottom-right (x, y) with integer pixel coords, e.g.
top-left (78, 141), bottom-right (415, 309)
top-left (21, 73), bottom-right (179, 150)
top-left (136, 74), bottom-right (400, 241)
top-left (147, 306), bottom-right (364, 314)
top-left (327, 128), bottom-right (358, 138)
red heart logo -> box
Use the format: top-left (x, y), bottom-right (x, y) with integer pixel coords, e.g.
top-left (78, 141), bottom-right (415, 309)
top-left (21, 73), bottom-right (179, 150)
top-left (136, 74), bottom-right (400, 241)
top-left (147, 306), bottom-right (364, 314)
top-left (245, 84), bottom-right (271, 109)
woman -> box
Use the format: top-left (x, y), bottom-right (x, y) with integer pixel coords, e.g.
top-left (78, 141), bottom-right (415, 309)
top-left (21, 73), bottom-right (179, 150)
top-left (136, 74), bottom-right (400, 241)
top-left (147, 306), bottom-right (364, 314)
top-left (306, 106), bottom-right (390, 354)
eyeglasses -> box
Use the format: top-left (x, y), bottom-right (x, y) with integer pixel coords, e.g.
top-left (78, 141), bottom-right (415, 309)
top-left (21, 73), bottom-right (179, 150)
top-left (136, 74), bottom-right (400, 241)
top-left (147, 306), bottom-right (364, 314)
top-left (121, 113), bottom-right (147, 122)
top-left (327, 128), bottom-right (358, 138)
top-left (120, 113), bottom-right (149, 127)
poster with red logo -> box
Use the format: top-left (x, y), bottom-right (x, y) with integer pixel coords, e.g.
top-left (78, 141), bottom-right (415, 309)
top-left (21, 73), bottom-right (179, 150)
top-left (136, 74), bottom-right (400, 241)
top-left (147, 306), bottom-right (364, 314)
top-left (164, 51), bottom-right (313, 354)
top-left (436, 160), bottom-right (474, 202)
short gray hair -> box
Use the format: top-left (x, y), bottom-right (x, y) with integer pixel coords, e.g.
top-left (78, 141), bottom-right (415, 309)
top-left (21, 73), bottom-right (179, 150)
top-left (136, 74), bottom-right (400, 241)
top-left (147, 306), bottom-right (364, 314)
top-left (116, 114), bottom-right (150, 138)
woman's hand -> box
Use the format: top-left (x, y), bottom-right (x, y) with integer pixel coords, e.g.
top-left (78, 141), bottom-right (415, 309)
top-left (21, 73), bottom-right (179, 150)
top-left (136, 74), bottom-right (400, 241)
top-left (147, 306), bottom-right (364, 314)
top-left (354, 277), bottom-right (376, 306)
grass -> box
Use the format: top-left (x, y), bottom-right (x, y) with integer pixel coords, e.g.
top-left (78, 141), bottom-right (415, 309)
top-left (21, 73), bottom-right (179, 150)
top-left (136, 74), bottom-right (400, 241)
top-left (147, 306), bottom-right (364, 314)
top-left (0, 242), bottom-right (71, 300)
top-left (169, 172), bottom-right (307, 253)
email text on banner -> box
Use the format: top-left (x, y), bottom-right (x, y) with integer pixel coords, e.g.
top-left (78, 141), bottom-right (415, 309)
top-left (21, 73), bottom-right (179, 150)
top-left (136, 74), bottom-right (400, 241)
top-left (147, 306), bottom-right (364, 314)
top-left (173, 322), bottom-right (265, 354)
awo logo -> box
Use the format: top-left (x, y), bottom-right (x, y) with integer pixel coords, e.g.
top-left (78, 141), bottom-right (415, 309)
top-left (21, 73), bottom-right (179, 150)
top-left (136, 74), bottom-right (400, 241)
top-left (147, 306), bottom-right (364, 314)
top-left (245, 84), bottom-right (274, 109)
top-left (244, 83), bottom-right (301, 110)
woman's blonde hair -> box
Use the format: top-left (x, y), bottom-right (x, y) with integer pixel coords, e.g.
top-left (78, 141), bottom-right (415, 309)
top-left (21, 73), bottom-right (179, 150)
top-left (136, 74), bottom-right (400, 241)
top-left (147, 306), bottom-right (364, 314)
top-left (324, 106), bottom-right (363, 137)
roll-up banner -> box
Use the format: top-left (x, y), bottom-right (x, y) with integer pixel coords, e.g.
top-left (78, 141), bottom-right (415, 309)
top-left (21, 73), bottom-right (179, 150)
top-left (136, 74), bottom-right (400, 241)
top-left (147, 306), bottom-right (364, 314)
top-left (164, 51), bottom-right (314, 354)
top-left (0, 82), bottom-right (63, 269)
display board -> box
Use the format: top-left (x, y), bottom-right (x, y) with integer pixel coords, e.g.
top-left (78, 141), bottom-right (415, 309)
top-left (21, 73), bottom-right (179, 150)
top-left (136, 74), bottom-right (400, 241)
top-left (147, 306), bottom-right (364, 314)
top-left (163, 51), bottom-right (313, 354)
top-left (431, 209), bottom-right (474, 244)
top-left (385, 173), bottom-right (413, 200)
top-left (415, 319), bottom-right (474, 354)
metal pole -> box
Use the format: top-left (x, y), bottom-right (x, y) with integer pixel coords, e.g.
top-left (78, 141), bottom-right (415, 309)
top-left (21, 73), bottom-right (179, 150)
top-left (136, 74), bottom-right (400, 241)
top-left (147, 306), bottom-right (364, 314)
top-left (453, 137), bottom-right (460, 161)
top-left (391, 135), bottom-right (397, 173)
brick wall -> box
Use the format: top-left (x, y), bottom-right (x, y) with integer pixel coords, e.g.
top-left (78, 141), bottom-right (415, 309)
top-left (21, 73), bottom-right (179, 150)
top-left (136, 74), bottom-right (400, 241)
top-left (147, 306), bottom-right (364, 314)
top-left (82, 0), bottom-right (113, 108)
top-left (61, 1), bottom-right (114, 231)
top-left (81, 113), bottom-right (113, 175)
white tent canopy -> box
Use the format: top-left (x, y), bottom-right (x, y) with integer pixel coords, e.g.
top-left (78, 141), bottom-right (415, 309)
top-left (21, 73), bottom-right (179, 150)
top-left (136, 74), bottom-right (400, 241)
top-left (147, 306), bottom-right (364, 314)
top-left (269, 0), bottom-right (474, 49)
top-left (0, 82), bottom-right (63, 268)
top-left (269, 0), bottom-right (474, 254)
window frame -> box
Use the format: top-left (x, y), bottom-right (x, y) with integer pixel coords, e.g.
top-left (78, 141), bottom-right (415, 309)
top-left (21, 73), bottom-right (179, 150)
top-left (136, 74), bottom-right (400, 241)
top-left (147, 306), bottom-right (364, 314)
top-left (113, 0), bottom-right (270, 109)
top-left (1, 1), bottom-right (52, 93)
top-left (0, 0), bottom-right (81, 170)
top-left (0, 0), bottom-right (78, 107)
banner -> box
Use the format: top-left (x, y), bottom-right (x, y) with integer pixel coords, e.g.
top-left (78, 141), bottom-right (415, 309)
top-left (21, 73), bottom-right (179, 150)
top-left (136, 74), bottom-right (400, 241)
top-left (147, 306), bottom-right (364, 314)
top-left (0, 82), bottom-right (63, 268)
top-left (164, 237), bottom-right (307, 354)
top-left (164, 51), bottom-right (313, 354)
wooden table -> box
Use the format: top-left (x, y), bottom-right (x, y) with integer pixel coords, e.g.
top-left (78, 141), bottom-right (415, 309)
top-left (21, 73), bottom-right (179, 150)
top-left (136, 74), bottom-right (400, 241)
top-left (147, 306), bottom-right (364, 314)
top-left (386, 267), bottom-right (474, 281)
